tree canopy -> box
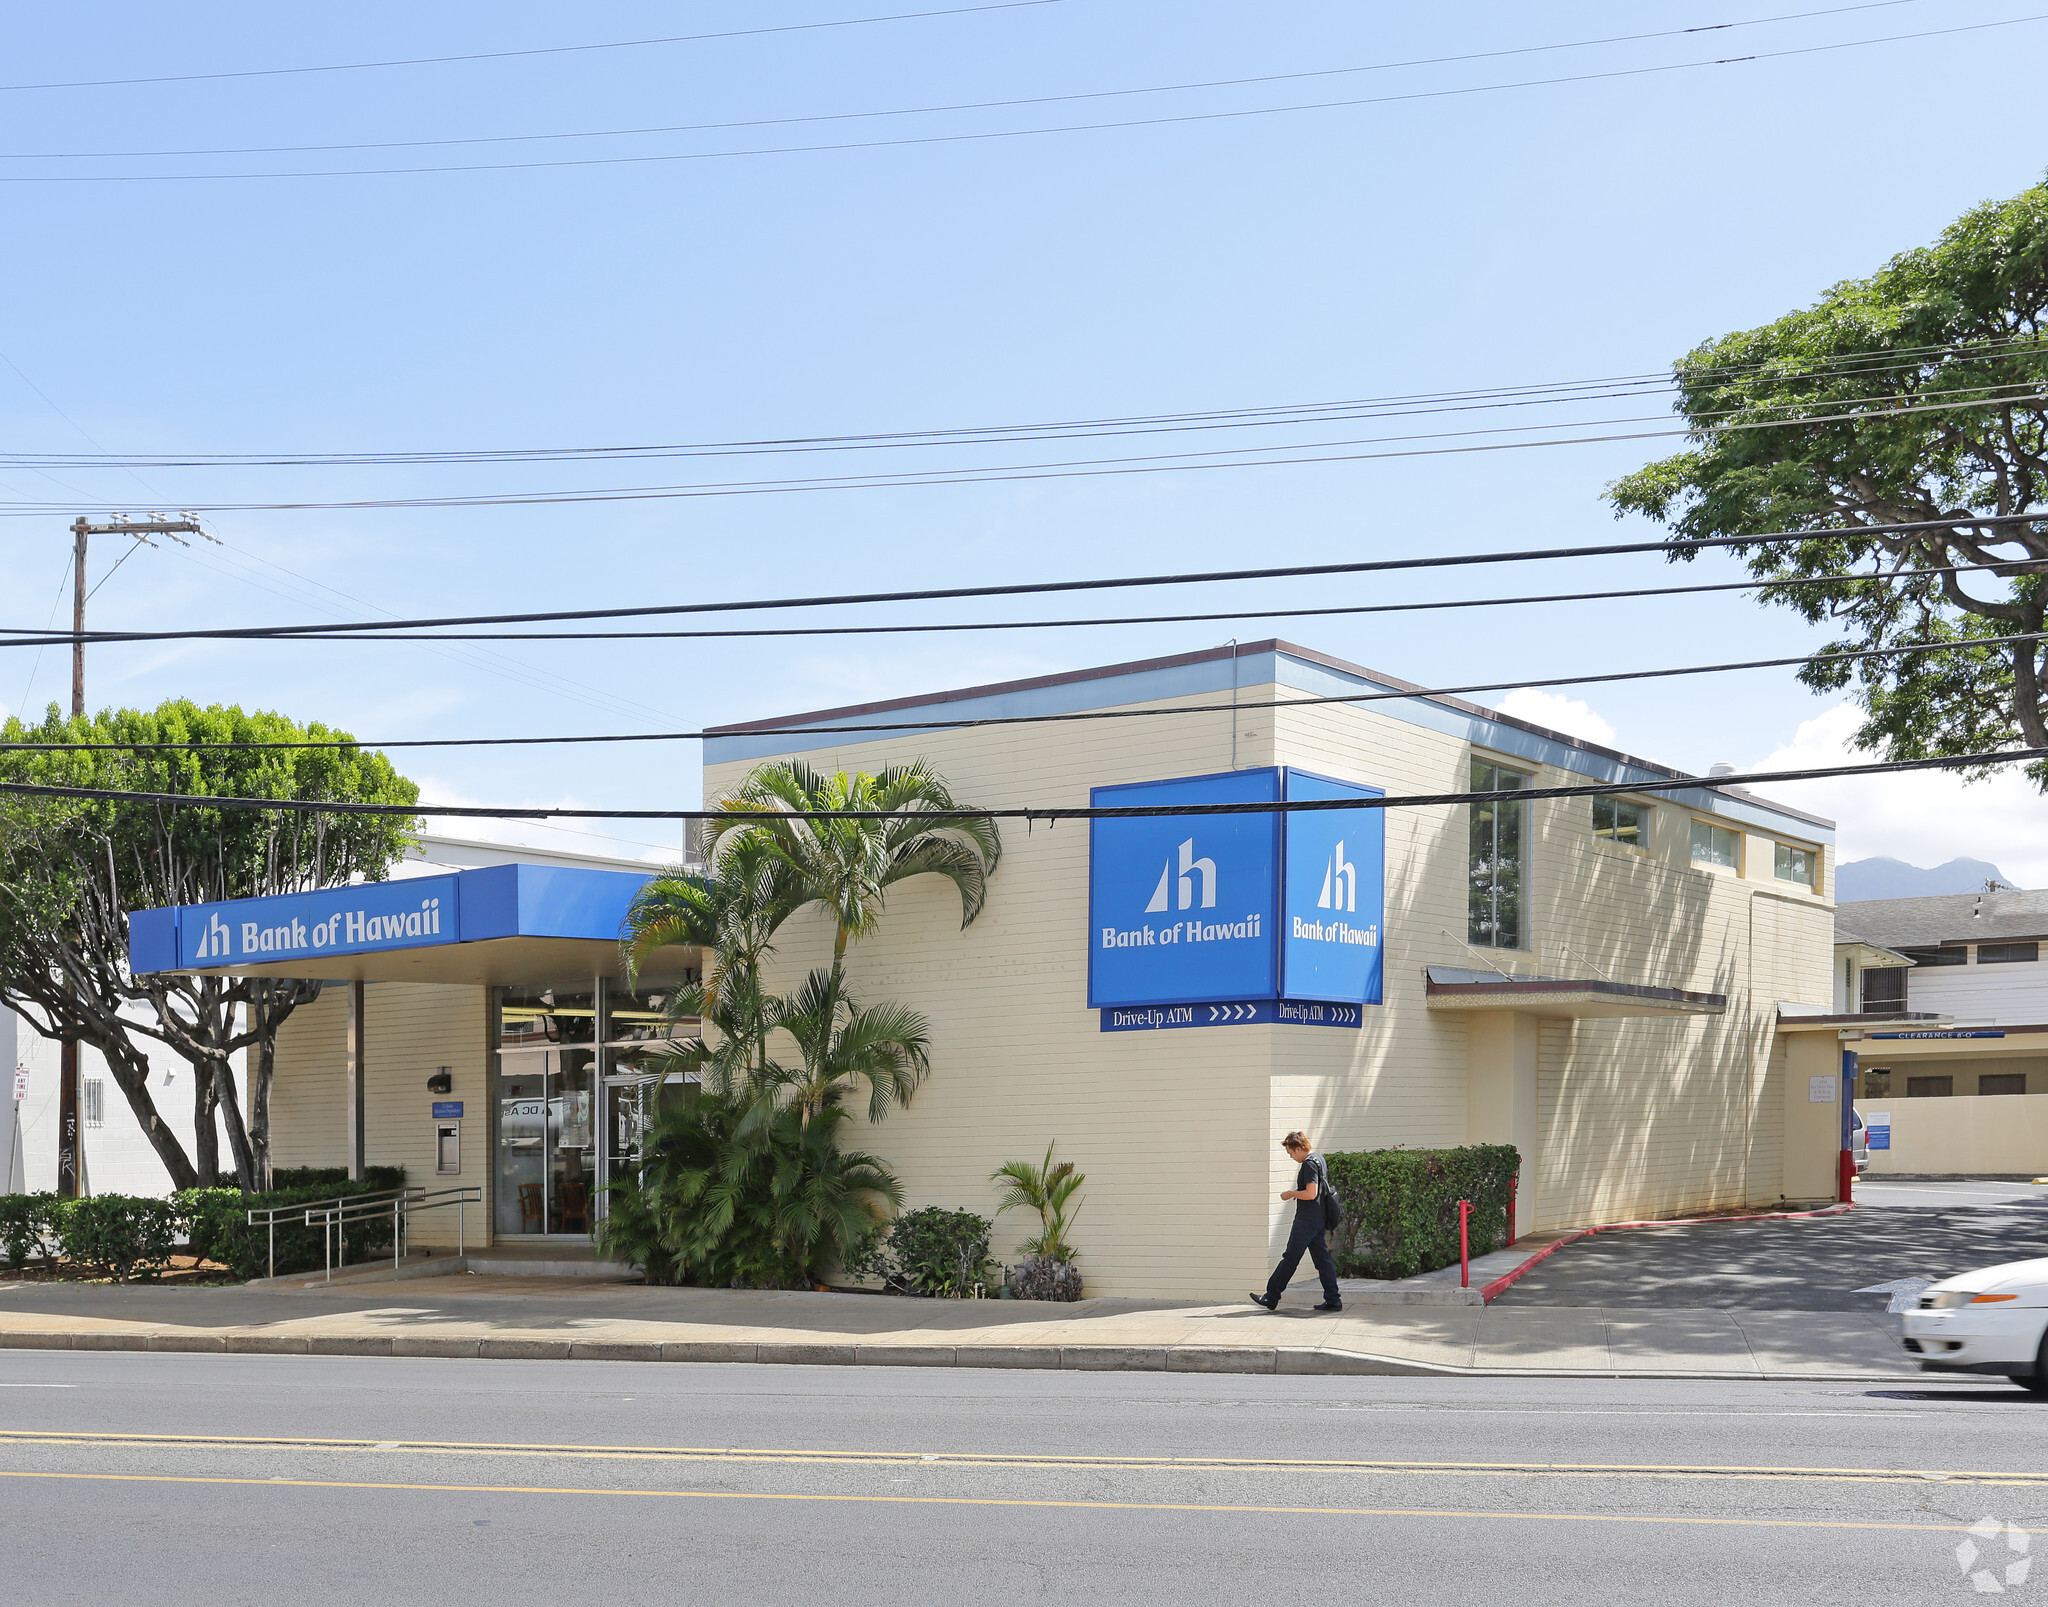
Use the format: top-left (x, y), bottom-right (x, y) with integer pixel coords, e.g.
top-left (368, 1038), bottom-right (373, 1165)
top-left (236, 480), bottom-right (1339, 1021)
top-left (0, 700), bottom-right (418, 1189)
top-left (1605, 179), bottom-right (2048, 778)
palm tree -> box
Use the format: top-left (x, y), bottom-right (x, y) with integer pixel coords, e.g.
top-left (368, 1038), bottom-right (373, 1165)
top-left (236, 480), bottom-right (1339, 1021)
top-left (705, 758), bottom-right (1001, 983)
top-left (770, 967), bottom-right (932, 1125)
top-left (991, 1142), bottom-right (1086, 1264)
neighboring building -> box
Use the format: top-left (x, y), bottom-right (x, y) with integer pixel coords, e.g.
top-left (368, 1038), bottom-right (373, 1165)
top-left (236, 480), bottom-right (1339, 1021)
top-left (1838, 889), bottom-right (2048, 1176)
top-left (117, 639), bottom-right (1852, 1299)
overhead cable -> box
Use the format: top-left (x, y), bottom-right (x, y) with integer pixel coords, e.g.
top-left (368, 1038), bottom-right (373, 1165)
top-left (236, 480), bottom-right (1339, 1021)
top-left (0, 513), bottom-right (2038, 648)
top-left (3, 746), bottom-right (2043, 822)
top-left (0, 3), bottom-right (1067, 93)
top-left (7, 560), bottom-right (2009, 646)
top-left (4, 14), bottom-right (2038, 183)
top-left (6, 630), bottom-right (2039, 751)
top-left (2, 390), bottom-right (2037, 516)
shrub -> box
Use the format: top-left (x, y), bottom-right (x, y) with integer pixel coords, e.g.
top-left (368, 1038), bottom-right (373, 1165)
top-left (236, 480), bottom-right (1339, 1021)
top-left (57, 1194), bottom-right (182, 1281)
top-left (1006, 1255), bottom-right (1083, 1302)
top-left (1324, 1144), bottom-right (1520, 1280)
top-left (855, 1206), bottom-right (994, 1297)
top-left (178, 1175), bottom-right (407, 1281)
top-left (0, 1192), bottom-right (60, 1269)
top-left (595, 1092), bottom-right (900, 1289)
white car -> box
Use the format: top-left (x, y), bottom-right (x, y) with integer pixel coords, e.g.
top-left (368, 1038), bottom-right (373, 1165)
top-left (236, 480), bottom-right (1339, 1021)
top-left (1902, 1257), bottom-right (2048, 1391)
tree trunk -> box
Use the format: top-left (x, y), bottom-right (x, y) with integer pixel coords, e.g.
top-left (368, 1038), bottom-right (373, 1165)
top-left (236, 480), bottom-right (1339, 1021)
top-left (192, 1062), bottom-right (221, 1185)
top-left (212, 1059), bottom-right (257, 1191)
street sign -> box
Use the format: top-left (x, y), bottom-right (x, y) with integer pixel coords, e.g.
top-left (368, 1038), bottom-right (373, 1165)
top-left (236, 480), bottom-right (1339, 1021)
top-left (1100, 999), bottom-right (1363, 1031)
top-left (11, 1066), bottom-right (25, 1103)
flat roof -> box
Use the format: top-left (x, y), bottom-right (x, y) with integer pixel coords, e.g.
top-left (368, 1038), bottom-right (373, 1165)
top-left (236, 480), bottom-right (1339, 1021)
top-left (706, 638), bottom-right (1834, 837)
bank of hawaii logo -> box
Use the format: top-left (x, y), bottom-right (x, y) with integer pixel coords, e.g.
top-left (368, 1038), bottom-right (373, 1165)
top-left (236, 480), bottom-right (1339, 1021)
top-left (1317, 840), bottom-right (1356, 912)
top-left (191, 912), bottom-right (233, 961)
top-left (1146, 838), bottom-right (1216, 912)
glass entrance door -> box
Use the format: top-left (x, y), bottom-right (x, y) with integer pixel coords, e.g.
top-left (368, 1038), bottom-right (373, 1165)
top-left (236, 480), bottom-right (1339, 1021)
top-left (496, 983), bottom-right (598, 1236)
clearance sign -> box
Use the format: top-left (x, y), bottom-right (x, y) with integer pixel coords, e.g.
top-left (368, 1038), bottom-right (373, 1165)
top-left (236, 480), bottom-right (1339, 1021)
top-left (1087, 767), bottom-right (1383, 1029)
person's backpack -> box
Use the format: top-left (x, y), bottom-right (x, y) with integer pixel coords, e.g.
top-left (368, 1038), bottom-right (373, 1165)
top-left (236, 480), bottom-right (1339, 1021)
top-left (1318, 1158), bottom-right (1344, 1232)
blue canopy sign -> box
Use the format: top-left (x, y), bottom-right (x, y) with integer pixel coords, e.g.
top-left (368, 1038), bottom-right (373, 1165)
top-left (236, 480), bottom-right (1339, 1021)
top-left (1089, 767), bottom-right (1383, 1028)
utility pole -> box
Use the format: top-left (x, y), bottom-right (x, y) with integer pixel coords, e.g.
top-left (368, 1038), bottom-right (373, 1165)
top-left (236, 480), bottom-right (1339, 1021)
top-left (57, 512), bottom-right (207, 1197)
top-left (67, 514), bottom-right (207, 716)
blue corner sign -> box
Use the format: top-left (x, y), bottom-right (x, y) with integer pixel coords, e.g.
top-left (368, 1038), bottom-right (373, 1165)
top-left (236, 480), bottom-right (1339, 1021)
top-left (1088, 766), bottom-right (1383, 1029)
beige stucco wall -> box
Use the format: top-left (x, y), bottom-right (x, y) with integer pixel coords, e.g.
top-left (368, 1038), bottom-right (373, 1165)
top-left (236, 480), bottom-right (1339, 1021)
top-left (1855, 1092), bottom-right (2048, 1176)
top-left (703, 667), bottom-right (1839, 1296)
top-left (263, 980), bottom-right (490, 1247)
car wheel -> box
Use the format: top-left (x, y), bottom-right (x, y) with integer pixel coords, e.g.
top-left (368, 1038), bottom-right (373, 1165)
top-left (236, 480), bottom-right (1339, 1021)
top-left (2012, 1329), bottom-right (2048, 1394)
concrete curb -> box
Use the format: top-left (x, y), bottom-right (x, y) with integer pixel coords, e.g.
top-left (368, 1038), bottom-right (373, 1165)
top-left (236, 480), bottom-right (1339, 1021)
top-left (0, 1326), bottom-right (1915, 1381)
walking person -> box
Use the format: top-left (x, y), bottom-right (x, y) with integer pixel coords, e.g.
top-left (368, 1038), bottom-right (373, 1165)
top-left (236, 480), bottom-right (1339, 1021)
top-left (1250, 1131), bottom-right (1342, 1312)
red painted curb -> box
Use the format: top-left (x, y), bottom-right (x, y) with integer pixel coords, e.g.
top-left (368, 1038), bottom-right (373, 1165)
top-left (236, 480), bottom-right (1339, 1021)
top-left (1477, 1201), bottom-right (1855, 1304)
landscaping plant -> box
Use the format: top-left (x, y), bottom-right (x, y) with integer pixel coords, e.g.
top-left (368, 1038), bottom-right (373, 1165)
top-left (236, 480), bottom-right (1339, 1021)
top-left (852, 1206), bottom-right (995, 1297)
top-left (1323, 1144), bottom-right (1519, 1279)
top-left (992, 1141), bottom-right (1086, 1302)
top-left (0, 1191), bottom-right (59, 1269)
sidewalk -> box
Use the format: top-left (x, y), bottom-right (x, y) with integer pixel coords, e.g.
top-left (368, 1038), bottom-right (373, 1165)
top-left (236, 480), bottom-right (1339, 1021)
top-left (0, 1269), bottom-right (1917, 1379)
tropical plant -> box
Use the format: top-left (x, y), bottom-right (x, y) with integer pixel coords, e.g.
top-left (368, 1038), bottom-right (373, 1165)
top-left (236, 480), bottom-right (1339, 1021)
top-left (0, 700), bottom-right (417, 1190)
top-left (596, 1092), bottom-right (901, 1289)
top-left (769, 968), bottom-right (931, 1124)
top-left (1606, 179), bottom-right (2048, 782)
top-left (991, 1142), bottom-right (1085, 1264)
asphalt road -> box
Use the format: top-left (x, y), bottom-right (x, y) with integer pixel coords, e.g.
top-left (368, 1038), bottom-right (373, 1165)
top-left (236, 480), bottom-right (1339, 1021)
top-left (1, 1352), bottom-right (2043, 1605)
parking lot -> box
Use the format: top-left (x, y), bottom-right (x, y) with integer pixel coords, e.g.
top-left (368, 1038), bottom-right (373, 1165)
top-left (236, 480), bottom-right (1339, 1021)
top-left (1494, 1179), bottom-right (2048, 1311)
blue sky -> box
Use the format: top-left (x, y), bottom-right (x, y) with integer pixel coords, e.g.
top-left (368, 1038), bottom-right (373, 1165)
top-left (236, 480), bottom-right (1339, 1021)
top-left (1, 2), bottom-right (2043, 873)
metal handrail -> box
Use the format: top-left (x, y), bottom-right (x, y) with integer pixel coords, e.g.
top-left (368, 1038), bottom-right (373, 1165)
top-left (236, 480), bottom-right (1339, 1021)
top-left (246, 1187), bottom-right (410, 1281)
top-left (302, 1186), bottom-right (484, 1282)
top-left (247, 1185), bottom-right (482, 1281)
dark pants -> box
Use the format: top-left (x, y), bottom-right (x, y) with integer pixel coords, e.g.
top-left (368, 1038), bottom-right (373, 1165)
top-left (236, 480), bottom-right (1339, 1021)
top-left (1265, 1212), bottom-right (1340, 1305)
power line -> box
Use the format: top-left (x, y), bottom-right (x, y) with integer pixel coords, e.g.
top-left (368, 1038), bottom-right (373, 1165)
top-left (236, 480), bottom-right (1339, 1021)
top-left (2, 514), bottom-right (2039, 648)
top-left (0, 1), bottom-right (1923, 158)
top-left (5, 362), bottom-right (2036, 471)
top-left (0, 3), bottom-right (1066, 93)
top-left (4, 13), bottom-right (2035, 184)
top-left (0, 560), bottom-right (2026, 648)
top-left (6, 629), bottom-right (2039, 752)
top-left (2, 389), bottom-right (2035, 516)
top-left (3, 746), bottom-right (2044, 822)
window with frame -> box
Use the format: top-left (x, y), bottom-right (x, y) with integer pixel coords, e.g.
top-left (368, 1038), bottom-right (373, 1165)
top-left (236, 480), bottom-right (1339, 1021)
top-left (1860, 967), bottom-right (1906, 1011)
top-left (1981, 1073), bottom-right (2028, 1096)
top-left (1774, 841), bottom-right (1818, 887)
top-left (1978, 941), bottom-right (2039, 964)
top-left (1906, 1075), bottom-right (1953, 1098)
top-left (1899, 945), bottom-right (1967, 967)
top-left (1689, 819), bottom-right (1739, 870)
top-left (1469, 759), bottom-right (1529, 949)
top-left (82, 1077), bottom-right (105, 1128)
top-left (1592, 796), bottom-right (1645, 848)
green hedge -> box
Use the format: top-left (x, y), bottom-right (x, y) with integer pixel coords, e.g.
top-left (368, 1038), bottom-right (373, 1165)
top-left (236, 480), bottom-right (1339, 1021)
top-left (178, 1175), bottom-right (407, 1281)
top-left (1324, 1144), bottom-right (1520, 1279)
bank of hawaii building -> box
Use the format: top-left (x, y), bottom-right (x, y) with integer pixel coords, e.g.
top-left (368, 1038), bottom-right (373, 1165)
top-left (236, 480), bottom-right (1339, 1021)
top-left (128, 640), bottom-right (1853, 1298)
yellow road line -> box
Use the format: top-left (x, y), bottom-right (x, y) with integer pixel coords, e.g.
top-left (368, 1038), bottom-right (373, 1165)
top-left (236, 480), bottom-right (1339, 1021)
top-left (0, 1466), bottom-right (2031, 1531)
top-left (0, 1429), bottom-right (2034, 1484)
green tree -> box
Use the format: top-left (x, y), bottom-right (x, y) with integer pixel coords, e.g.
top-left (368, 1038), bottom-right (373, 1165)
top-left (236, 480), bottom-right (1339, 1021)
top-left (769, 967), bottom-right (932, 1125)
top-left (0, 700), bottom-right (418, 1190)
top-left (1606, 180), bottom-right (2048, 779)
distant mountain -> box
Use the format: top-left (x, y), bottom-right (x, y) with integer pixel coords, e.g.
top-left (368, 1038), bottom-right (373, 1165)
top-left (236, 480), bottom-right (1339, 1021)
top-left (1835, 856), bottom-right (2016, 901)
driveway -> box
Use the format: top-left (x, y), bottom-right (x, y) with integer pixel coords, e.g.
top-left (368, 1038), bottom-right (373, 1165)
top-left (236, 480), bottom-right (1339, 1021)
top-left (1493, 1181), bottom-right (2048, 1311)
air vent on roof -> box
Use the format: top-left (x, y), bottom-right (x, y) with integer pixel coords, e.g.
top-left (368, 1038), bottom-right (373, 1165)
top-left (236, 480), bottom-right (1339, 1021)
top-left (1707, 762), bottom-right (1737, 777)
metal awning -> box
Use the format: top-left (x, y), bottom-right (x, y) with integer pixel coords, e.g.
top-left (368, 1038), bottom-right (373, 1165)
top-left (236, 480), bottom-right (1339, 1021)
top-left (1423, 965), bottom-right (1726, 1019)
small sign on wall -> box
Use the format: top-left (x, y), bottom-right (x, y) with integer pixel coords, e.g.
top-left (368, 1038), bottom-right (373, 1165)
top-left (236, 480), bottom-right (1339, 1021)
top-left (431, 1101), bottom-right (464, 1119)
top-left (1808, 1075), bottom-right (1838, 1103)
top-left (1866, 1112), bottom-right (1891, 1150)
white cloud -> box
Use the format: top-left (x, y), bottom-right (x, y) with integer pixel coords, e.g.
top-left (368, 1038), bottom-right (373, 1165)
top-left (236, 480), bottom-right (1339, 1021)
top-left (1493, 688), bottom-right (1618, 749)
top-left (1740, 704), bottom-right (2045, 887)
